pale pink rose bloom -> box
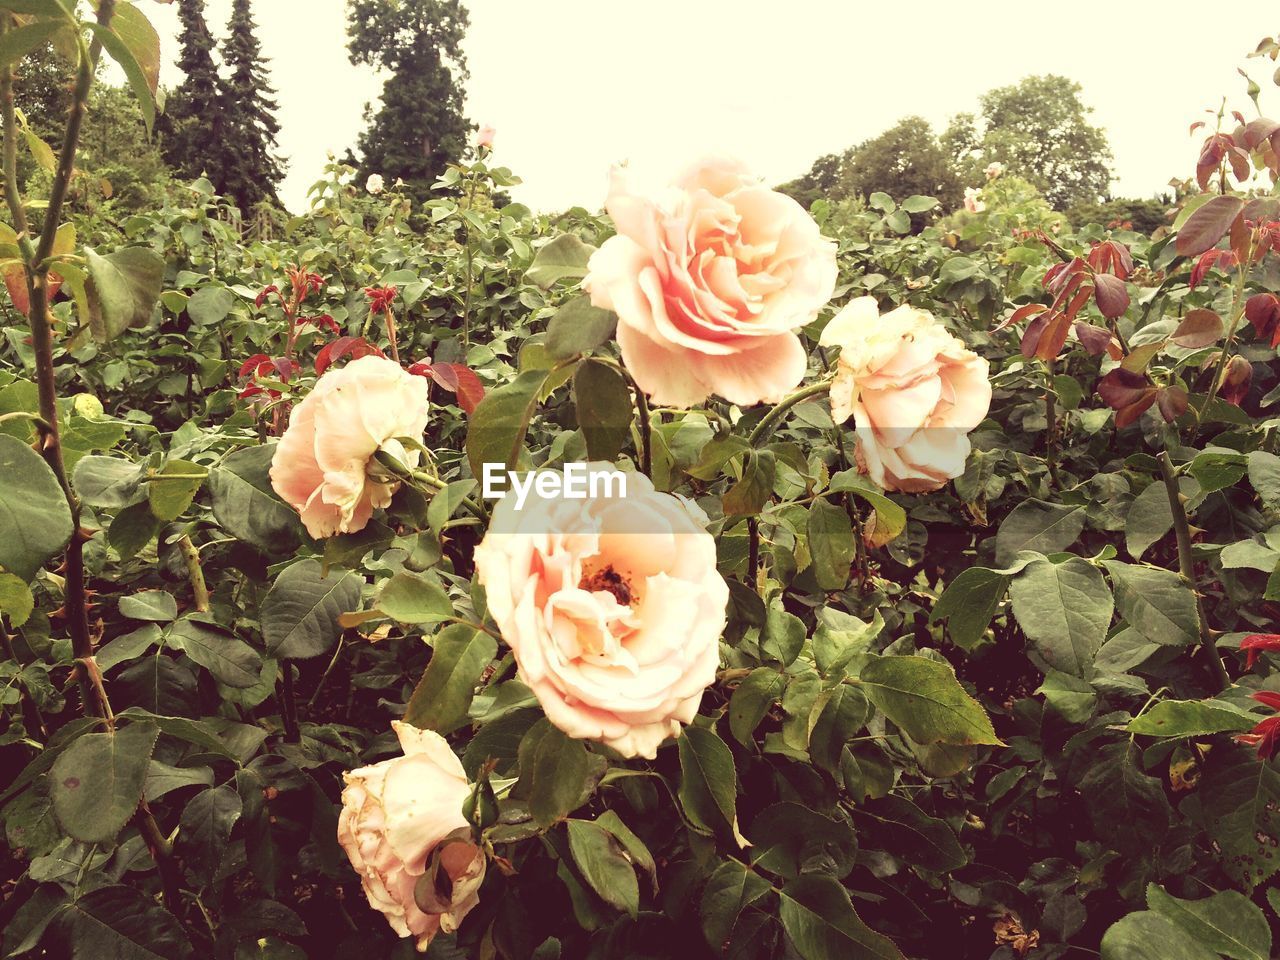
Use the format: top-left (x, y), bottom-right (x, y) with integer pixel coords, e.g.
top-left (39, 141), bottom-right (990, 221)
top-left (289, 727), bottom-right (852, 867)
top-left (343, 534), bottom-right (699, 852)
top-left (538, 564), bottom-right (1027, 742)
top-left (964, 186), bottom-right (986, 213)
top-left (473, 469), bottom-right (728, 759)
top-left (338, 721), bottom-right (486, 952)
top-left (820, 297), bottom-right (991, 493)
top-left (584, 157), bottom-right (837, 408)
top-left (270, 355), bottom-right (430, 538)
top-left (476, 125), bottom-right (496, 149)
top-left (366, 173), bottom-right (385, 195)
top-left (984, 161), bottom-right (1004, 180)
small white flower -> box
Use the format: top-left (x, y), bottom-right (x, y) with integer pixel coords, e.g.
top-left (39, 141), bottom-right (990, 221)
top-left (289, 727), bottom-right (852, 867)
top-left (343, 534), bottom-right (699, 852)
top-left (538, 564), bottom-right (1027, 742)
top-left (366, 174), bottom-right (385, 195)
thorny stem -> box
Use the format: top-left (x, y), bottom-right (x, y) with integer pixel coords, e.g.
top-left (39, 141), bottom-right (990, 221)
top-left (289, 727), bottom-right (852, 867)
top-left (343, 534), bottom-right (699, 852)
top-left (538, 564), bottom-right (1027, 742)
top-left (747, 379), bottom-right (833, 447)
top-left (1044, 358), bottom-right (1060, 488)
top-left (281, 663), bottom-right (300, 743)
top-left (1158, 451), bottom-right (1230, 691)
top-left (177, 535), bottom-right (210, 613)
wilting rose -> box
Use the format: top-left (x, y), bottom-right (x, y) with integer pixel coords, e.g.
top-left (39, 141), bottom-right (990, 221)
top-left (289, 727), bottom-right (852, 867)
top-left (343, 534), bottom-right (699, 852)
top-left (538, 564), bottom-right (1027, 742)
top-left (821, 297), bottom-right (991, 493)
top-left (584, 157), bottom-right (837, 408)
top-left (476, 125), bottom-right (496, 149)
top-left (338, 721), bottom-right (485, 952)
top-left (366, 173), bottom-right (385, 195)
top-left (473, 468), bottom-right (728, 758)
top-left (964, 187), bottom-right (985, 213)
top-left (270, 355), bottom-right (429, 538)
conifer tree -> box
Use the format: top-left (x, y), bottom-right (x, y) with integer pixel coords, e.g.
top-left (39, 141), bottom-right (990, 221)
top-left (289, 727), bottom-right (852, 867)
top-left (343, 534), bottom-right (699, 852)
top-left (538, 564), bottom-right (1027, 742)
top-left (347, 0), bottom-right (472, 200)
top-left (219, 0), bottom-right (284, 212)
top-left (160, 0), bottom-right (224, 185)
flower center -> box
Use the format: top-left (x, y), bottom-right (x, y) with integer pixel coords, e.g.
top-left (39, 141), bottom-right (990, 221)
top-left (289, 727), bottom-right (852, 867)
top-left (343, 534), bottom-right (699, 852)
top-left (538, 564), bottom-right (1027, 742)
top-left (580, 565), bottom-right (635, 606)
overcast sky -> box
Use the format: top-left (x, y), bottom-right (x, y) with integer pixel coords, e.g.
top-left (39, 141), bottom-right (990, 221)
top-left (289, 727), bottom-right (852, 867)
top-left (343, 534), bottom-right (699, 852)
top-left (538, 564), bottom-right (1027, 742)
top-left (138, 0), bottom-right (1278, 213)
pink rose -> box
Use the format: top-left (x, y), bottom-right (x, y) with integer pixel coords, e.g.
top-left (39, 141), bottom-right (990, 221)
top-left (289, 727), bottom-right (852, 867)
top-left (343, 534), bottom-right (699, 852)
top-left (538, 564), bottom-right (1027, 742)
top-left (584, 157), bottom-right (837, 408)
top-left (338, 721), bottom-right (486, 952)
top-left (476, 125), bottom-right (496, 149)
top-left (964, 186), bottom-right (985, 213)
top-left (270, 355), bottom-right (430, 539)
top-left (473, 469), bottom-right (728, 758)
top-left (820, 298), bottom-right (991, 493)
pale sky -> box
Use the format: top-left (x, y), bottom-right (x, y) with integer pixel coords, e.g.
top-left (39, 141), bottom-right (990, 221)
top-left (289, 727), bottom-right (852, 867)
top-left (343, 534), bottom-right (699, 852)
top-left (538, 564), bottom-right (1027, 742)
top-left (135, 0), bottom-right (1279, 213)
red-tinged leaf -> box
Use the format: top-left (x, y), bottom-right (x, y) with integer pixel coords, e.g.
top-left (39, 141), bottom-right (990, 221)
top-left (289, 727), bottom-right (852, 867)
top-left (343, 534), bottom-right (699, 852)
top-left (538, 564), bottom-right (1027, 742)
top-left (1093, 273), bottom-right (1130, 319)
top-left (1229, 146), bottom-right (1253, 184)
top-left (238, 353), bottom-right (272, 378)
top-left (1171, 308), bottom-right (1224, 348)
top-left (315, 336), bottom-right (385, 375)
top-left (1190, 249), bottom-right (1237, 288)
top-left (428, 363), bottom-right (486, 415)
top-left (1115, 394), bottom-right (1157, 429)
top-left (1246, 292), bottom-right (1280, 347)
top-left (1087, 239), bottom-right (1133, 279)
top-left (995, 302), bottom-right (1047, 333)
top-left (1176, 195), bottom-right (1246, 256)
top-left (1244, 118), bottom-right (1280, 150)
top-left (1222, 355), bottom-right (1253, 406)
top-left (1097, 367), bottom-right (1154, 410)
top-left (1189, 120), bottom-right (1206, 135)
top-left (1241, 633), bottom-right (1280, 668)
top-left (1073, 322), bottom-right (1115, 356)
top-left (1156, 385), bottom-right (1189, 423)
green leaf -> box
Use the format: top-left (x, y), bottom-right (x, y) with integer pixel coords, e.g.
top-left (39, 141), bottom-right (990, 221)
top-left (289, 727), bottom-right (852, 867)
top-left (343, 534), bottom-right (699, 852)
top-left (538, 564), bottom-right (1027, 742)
top-left (546, 296), bottom-right (617, 359)
top-left (1008, 556), bottom-right (1113, 676)
top-left (1200, 743), bottom-right (1280, 889)
top-left (700, 859), bottom-right (772, 951)
top-left (143, 759), bottom-right (213, 803)
top-left (518, 718), bottom-right (594, 827)
top-left (185, 285), bottom-right (234, 325)
top-left (167, 616), bottom-right (262, 688)
top-left (566, 819), bottom-right (639, 917)
top-left (1126, 700), bottom-right (1257, 738)
top-left (48, 885), bottom-right (193, 960)
top-left (465, 367), bottom-right (548, 479)
top-left (51, 721), bottom-right (159, 844)
top-left (526, 234), bottom-right (597, 288)
top-left (0, 570), bottom-right (34, 625)
top-left (859, 655), bottom-right (1001, 746)
top-left (728, 667), bottom-right (784, 744)
top-left (1101, 911), bottom-right (1219, 960)
top-left (376, 568), bottom-right (453, 624)
top-left (0, 19), bottom-right (63, 70)
top-left (85, 246), bottom-right (164, 342)
top-left (1146, 883), bottom-right (1271, 960)
top-left (73, 454), bottom-right (145, 509)
top-left (176, 784), bottom-right (241, 881)
top-left (808, 499), bottom-right (855, 591)
top-left (147, 459), bottom-right (206, 522)
top-left (261, 559), bottom-right (362, 660)
top-left (749, 801), bottom-right (858, 880)
top-left (208, 444), bottom-right (304, 556)
top-left (778, 875), bottom-right (905, 960)
top-left (762, 603), bottom-right (805, 666)
top-left (86, 5), bottom-right (158, 134)
top-left (1104, 560), bottom-right (1200, 646)
top-left (573, 358), bottom-right (632, 461)
top-left (1187, 450), bottom-right (1247, 494)
top-left (995, 499), bottom-right (1084, 566)
top-left (404, 624), bottom-right (497, 734)
top-left (677, 725), bottom-right (743, 844)
top-left (722, 449), bottom-right (775, 517)
top-left (901, 195), bottom-right (939, 213)
top-left (828, 471), bottom-right (906, 545)
top-left (855, 794), bottom-right (967, 872)
top-left (1079, 741), bottom-right (1171, 857)
top-left (119, 589), bottom-right (177, 622)
top-left (931, 567), bottom-right (1008, 650)
top-left (1247, 451), bottom-right (1280, 508)
top-left (0, 434), bottom-right (73, 581)
top-left (1125, 479), bottom-right (1175, 559)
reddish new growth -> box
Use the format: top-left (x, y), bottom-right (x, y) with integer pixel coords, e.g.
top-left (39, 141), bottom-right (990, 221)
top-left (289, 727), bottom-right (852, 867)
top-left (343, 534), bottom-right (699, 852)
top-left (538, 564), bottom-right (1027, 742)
top-left (364, 285), bottom-right (400, 362)
top-left (1237, 691), bottom-right (1280, 761)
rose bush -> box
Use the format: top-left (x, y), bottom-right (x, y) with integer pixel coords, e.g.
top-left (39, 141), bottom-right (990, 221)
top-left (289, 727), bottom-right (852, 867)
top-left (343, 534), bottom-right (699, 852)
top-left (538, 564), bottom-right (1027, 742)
top-left (6, 6), bottom-right (1280, 959)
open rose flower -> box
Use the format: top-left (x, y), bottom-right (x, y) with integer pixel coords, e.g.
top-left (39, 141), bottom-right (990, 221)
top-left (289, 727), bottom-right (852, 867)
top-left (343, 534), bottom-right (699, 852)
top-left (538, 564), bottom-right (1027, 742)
top-left (338, 721), bottom-right (486, 952)
top-left (985, 161), bottom-right (1005, 180)
top-left (964, 186), bottom-right (985, 213)
top-left (821, 297), bottom-right (991, 493)
top-left (366, 173), bottom-right (385, 195)
top-left (474, 468), bottom-right (728, 758)
top-left (584, 157), bottom-right (836, 408)
top-left (476, 124), bottom-right (496, 149)
top-left (270, 354), bottom-right (429, 538)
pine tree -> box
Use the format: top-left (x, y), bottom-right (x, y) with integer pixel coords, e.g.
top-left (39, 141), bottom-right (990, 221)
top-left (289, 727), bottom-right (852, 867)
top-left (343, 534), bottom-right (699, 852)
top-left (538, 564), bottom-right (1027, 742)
top-left (160, 0), bottom-right (225, 185)
top-left (347, 0), bottom-right (471, 200)
top-left (219, 0), bottom-right (283, 212)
